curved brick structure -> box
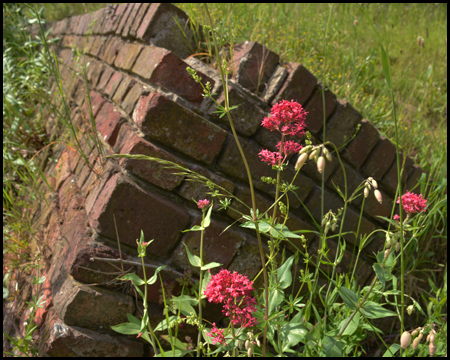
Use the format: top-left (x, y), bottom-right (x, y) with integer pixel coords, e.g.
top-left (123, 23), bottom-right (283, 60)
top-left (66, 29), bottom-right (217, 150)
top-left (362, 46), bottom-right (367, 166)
top-left (25, 3), bottom-right (427, 356)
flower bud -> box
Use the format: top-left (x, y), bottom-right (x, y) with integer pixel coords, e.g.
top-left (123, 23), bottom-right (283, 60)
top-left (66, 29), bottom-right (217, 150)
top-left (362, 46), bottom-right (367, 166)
top-left (237, 340), bottom-right (244, 349)
top-left (317, 156), bottom-right (326, 174)
top-left (245, 340), bottom-right (250, 350)
top-left (429, 342), bottom-right (436, 356)
top-left (247, 346), bottom-right (253, 357)
top-left (256, 337), bottom-right (260, 347)
top-left (374, 189), bottom-right (383, 204)
top-left (396, 242), bottom-right (401, 252)
top-left (295, 153), bottom-right (308, 171)
top-left (323, 147), bottom-right (332, 162)
top-left (384, 248), bottom-right (391, 260)
top-left (429, 331), bottom-right (435, 344)
top-left (370, 178), bottom-right (378, 189)
top-left (413, 336), bottom-right (421, 350)
top-left (401, 331), bottom-right (412, 349)
top-left (364, 187), bottom-right (370, 198)
top-left (299, 145), bottom-right (312, 154)
top-left (309, 149), bottom-right (318, 160)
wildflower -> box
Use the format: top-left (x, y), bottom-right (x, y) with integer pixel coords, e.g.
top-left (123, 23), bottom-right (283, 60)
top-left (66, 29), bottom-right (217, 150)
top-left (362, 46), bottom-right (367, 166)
top-left (197, 199), bottom-right (210, 209)
top-left (277, 140), bottom-right (302, 156)
top-left (259, 149), bottom-right (282, 166)
top-left (206, 323), bottom-right (226, 346)
top-left (374, 189), bottom-right (383, 204)
top-left (393, 214), bottom-right (401, 222)
top-left (295, 152), bottom-right (308, 171)
top-left (261, 100), bottom-right (307, 137)
top-left (397, 191), bottom-right (427, 214)
top-left (204, 269), bottom-right (257, 328)
top-left (400, 331), bottom-right (412, 349)
top-left (317, 156), bottom-right (326, 174)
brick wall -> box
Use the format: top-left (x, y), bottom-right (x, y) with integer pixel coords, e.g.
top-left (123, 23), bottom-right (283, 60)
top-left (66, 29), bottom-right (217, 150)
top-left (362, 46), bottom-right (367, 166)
top-left (27, 3), bottom-right (427, 356)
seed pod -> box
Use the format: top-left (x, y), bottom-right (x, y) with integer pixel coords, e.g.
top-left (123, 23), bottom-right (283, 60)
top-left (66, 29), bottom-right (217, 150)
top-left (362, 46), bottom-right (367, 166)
top-left (295, 153), bottom-right (308, 171)
top-left (401, 331), bottom-right (412, 349)
top-left (245, 340), bottom-right (250, 350)
top-left (237, 340), bottom-right (244, 349)
top-left (317, 156), bottom-right (326, 174)
top-left (371, 178), bottom-right (378, 189)
top-left (374, 189), bottom-right (383, 204)
top-left (247, 346), bottom-right (253, 357)
top-left (309, 148), bottom-right (318, 160)
top-left (331, 221), bottom-right (337, 232)
top-left (299, 145), bottom-right (312, 154)
top-left (323, 147), bottom-right (332, 162)
top-left (412, 329), bottom-right (418, 337)
top-left (429, 332), bottom-right (435, 344)
top-left (364, 187), bottom-right (370, 198)
top-left (256, 337), bottom-right (260, 347)
top-left (384, 248), bottom-right (391, 260)
top-left (429, 342), bottom-right (436, 356)
top-left (396, 242), bottom-right (401, 252)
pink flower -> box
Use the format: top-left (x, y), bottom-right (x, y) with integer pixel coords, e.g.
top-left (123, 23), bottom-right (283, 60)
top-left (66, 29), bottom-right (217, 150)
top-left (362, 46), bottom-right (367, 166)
top-left (206, 323), bottom-right (226, 346)
top-left (204, 269), bottom-right (258, 328)
top-left (277, 140), bottom-right (303, 156)
top-left (393, 214), bottom-right (401, 222)
top-left (197, 199), bottom-right (210, 209)
top-left (261, 100), bottom-right (307, 137)
top-left (397, 191), bottom-right (427, 214)
top-left (259, 149), bottom-right (282, 166)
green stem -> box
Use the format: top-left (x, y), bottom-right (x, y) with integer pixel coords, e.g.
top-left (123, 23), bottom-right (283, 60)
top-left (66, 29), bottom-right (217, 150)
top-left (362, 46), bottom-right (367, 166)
top-left (197, 209), bottom-right (206, 357)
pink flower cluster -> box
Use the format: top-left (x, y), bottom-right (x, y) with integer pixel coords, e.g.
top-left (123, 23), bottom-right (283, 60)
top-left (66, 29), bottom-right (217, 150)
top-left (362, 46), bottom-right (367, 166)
top-left (197, 199), bottom-right (210, 209)
top-left (204, 269), bottom-right (258, 328)
top-left (261, 100), bottom-right (308, 136)
top-left (259, 100), bottom-right (306, 166)
top-left (206, 323), bottom-right (226, 346)
top-left (397, 191), bottom-right (428, 214)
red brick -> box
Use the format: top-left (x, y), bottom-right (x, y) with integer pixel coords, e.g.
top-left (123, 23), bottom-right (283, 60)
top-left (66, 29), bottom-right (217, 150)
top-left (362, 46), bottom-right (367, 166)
top-left (84, 161), bottom-right (117, 215)
top-left (112, 76), bottom-right (136, 105)
top-left (102, 5), bottom-right (119, 34)
top-left (299, 147), bottom-right (339, 183)
top-left (227, 238), bottom-right (264, 283)
top-left (132, 45), bottom-right (213, 106)
top-left (129, 4), bottom-right (150, 38)
top-left (82, 91), bottom-right (106, 119)
top-left (205, 85), bottom-right (265, 136)
top-left (91, 9), bottom-right (108, 34)
top-left (114, 42), bottom-right (143, 71)
top-left (94, 101), bottom-right (126, 147)
top-left (121, 3), bottom-right (143, 37)
top-left (304, 85), bottom-right (337, 135)
top-left (326, 99), bottom-right (362, 149)
top-left (405, 164), bottom-right (428, 191)
top-left (96, 65), bottom-right (114, 91)
top-left (136, 3), bottom-right (193, 58)
top-left (74, 13), bottom-right (91, 35)
top-left (133, 93), bottom-right (227, 165)
top-left (103, 71), bottom-right (123, 98)
top-left (121, 83), bottom-right (150, 115)
top-left (88, 173), bottom-right (190, 256)
top-left (110, 4), bottom-right (128, 34)
top-left (272, 62), bottom-right (317, 106)
top-left (225, 185), bottom-right (273, 222)
top-left (170, 216), bottom-right (244, 275)
top-left (381, 152), bottom-right (415, 195)
top-left (232, 41), bottom-right (280, 94)
top-left (116, 3), bottom-right (133, 35)
top-left (361, 137), bottom-right (396, 180)
top-left (101, 37), bottom-right (125, 65)
top-left (117, 127), bottom-right (185, 190)
top-left (328, 161), bottom-right (366, 208)
top-left (341, 119), bottom-right (380, 168)
top-left (88, 36), bottom-right (105, 58)
top-left (86, 60), bottom-right (104, 87)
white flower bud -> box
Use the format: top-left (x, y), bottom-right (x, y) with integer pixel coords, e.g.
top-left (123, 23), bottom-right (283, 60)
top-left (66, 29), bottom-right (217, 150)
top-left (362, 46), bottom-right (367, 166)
top-left (413, 336), bottom-right (421, 350)
top-left (371, 178), bottom-right (378, 189)
top-left (245, 340), bottom-right (250, 350)
top-left (323, 147), bottom-right (332, 162)
top-left (384, 248), bottom-right (391, 260)
top-left (247, 346), bottom-right (253, 357)
top-left (401, 331), bottom-right (412, 349)
top-left (299, 145), bottom-right (312, 154)
top-left (309, 149), bottom-right (318, 160)
top-left (429, 342), bottom-right (436, 356)
top-left (364, 187), bottom-right (370, 198)
top-left (295, 153), bottom-right (308, 171)
top-left (317, 156), bottom-right (326, 173)
top-left (374, 189), bottom-right (383, 204)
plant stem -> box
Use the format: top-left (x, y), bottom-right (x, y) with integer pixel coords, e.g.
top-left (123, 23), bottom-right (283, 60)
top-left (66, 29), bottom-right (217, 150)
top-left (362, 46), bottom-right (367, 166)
top-left (197, 209), bottom-right (206, 357)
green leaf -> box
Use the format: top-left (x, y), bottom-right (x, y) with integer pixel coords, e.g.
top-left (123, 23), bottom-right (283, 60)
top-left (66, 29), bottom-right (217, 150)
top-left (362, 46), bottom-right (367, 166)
top-left (202, 203), bottom-right (213, 228)
top-left (382, 343), bottom-right (401, 357)
top-left (155, 315), bottom-right (178, 331)
top-left (268, 289), bottom-right (284, 316)
top-left (337, 286), bottom-right (358, 310)
top-left (277, 255), bottom-right (294, 290)
top-left (201, 271), bottom-right (211, 298)
top-left (201, 262), bottom-right (222, 271)
top-left (111, 321), bottom-right (141, 335)
top-left (182, 225), bottom-right (204, 232)
top-left (171, 294), bottom-right (198, 317)
top-left (322, 336), bottom-right (343, 357)
top-left (183, 242), bottom-right (201, 267)
top-left (339, 314), bottom-right (360, 336)
top-left (279, 322), bottom-right (308, 352)
top-left (121, 273), bottom-right (145, 286)
top-left (360, 301), bottom-right (397, 319)
top-left (127, 313), bottom-right (141, 325)
top-left (147, 265), bottom-right (167, 285)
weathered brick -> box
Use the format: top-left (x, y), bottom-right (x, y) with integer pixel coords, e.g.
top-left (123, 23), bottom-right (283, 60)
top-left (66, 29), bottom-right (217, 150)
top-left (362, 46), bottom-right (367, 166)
top-left (121, 3), bottom-right (142, 37)
top-left (94, 101), bottom-right (126, 147)
top-left (381, 152), bottom-right (415, 195)
top-left (341, 119), bottom-right (380, 168)
top-left (101, 37), bottom-right (124, 65)
top-left (136, 3), bottom-right (194, 58)
top-left (96, 65), bottom-right (114, 91)
top-left (170, 216), bottom-right (244, 275)
top-left (117, 127), bottom-right (185, 190)
top-left (272, 62), bottom-right (317, 106)
top-left (133, 93), bottom-right (227, 165)
top-left (261, 64), bottom-right (289, 103)
top-left (299, 147), bottom-right (339, 183)
top-left (91, 9), bottom-right (108, 34)
top-left (363, 187), bottom-right (393, 225)
top-left (89, 173), bottom-right (190, 256)
top-left (405, 164), bottom-right (428, 191)
top-left (361, 137), bottom-right (396, 180)
top-left (328, 160), bottom-right (366, 208)
top-left (205, 85), bottom-right (265, 137)
top-left (89, 36), bottom-right (105, 58)
top-left (132, 45), bottom-right (213, 106)
top-left (121, 83), bottom-right (151, 115)
top-left (112, 76), bottom-right (136, 105)
top-left (103, 71), bottom-right (123, 98)
top-left (102, 4), bottom-right (119, 34)
top-left (116, 3), bottom-right (133, 35)
top-left (129, 4), bottom-right (150, 38)
top-left (226, 185), bottom-right (273, 222)
top-left (114, 42), bottom-right (143, 71)
top-left (41, 309), bottom-right (144, 357)
top-left (326, 99), bottom-right (362, 149)
top-left (304, 85), bottom-right (337, 135)
top-left (74, 13), bottom-right (91, 35)
top-left (84, 161), bottom-right (117, 216)
top-left (82, 91), bottom-right (106, 119)
top-left (86, 60), bottom-right (104, 87)
top-left (232, 41), bottom-right (280, 94)
top-left (109, 4), bottom-right (128, 34)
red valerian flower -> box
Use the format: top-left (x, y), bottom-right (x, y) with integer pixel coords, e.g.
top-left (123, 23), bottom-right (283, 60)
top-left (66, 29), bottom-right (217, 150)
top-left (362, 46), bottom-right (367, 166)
top-left (258, 149), bottom-right (283, 166)
top-left (204, 269), bottom-right (257, 328)
top-left (197, 199), bottom-right (210, 209)
top-left (277, 140), bottom-right (303, 156)
top-left (261, 100), bottom-right (307, 137)
top-left (397, 191), bottom-right (427, 214)
top-left (206, 323), bottom-right (226, 345)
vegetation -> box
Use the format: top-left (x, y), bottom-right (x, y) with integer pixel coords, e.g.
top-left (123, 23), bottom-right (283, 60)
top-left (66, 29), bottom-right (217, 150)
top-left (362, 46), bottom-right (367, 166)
top-left (3, 3), bottom-right (446, 357)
